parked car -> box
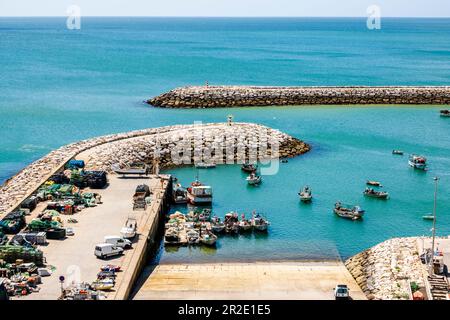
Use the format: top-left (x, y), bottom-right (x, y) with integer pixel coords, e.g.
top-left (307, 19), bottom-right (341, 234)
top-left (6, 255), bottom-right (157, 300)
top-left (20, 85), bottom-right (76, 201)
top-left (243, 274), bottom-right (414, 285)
top-left (103, 235), bottom-right (132, 249)
top-left (94, 243), bottom-right (124, 259)
top-left (334, 284), bottom-right (350, 300)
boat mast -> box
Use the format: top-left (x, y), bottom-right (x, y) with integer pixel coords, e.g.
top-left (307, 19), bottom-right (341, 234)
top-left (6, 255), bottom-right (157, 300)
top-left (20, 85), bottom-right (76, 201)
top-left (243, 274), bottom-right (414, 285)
top-left (429, 176), bottom-right (439, 276)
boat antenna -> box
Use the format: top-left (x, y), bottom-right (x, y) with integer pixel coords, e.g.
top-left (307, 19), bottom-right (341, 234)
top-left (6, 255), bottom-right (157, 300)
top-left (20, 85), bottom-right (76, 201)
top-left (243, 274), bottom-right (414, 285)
top-left (429, 176), bottom-right (439, 276)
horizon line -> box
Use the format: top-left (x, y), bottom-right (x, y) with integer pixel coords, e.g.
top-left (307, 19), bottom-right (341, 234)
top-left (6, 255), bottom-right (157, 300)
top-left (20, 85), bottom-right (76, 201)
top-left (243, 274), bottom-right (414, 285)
top-left (1, 15), bottom-right (450, 18)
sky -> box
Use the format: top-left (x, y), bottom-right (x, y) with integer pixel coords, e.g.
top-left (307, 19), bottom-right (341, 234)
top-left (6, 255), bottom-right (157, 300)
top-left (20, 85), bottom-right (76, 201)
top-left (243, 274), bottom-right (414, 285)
top-left (0, 0), bottom-right (449, 17)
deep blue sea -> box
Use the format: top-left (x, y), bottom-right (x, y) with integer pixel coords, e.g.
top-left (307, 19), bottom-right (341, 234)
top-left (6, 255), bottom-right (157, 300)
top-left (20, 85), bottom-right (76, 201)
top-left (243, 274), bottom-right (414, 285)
top-left (1, 17), bottom-right (449, 261)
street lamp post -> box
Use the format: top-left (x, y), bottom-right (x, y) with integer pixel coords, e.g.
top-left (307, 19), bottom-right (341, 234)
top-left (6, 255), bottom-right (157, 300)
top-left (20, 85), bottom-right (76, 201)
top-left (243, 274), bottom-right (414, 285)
top-left (429, 176), bottom-right (439, 276)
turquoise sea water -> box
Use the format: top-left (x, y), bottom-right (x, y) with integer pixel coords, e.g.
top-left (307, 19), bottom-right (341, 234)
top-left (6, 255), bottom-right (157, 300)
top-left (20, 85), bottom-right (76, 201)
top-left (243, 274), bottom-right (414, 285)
top-left (1, 18), bottom-right (450, 261)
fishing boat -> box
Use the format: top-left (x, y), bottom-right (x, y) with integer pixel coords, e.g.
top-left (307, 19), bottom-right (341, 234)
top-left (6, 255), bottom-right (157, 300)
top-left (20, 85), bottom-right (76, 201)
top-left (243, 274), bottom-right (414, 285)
top-left (246, 172), bottom-right (262, 185)
top-left (366, 180), bottom-right (382, 187)
top-left (241, 162), bottom-right (258, 173)
top-left (198, 208), bottom-right (212, 221)
top-left (392, 150), bottom-right (404, 155)
top-left (111, 162), bottom-right (150, 176)
top-left (408, 154), bottom-right (427, 170)
top-left (164, 227), bottom-right (180, 244)
top-left (186, 229), bottom-right (200, 244)
top-left (195, 162), bottom-right (216, 169)
top-left (211, 216), bottom-right (225, 233)
top-left (333, 202), bottom-right (365, 220)
top-left (224, 212), bottom-right (239, 233)
top-left (363, 188), bottom-right (389, 199)
top-left (299, 186), bottom-right (312, 202)
top-left (200, 231), bottom-right (218, 246)
top-left (186, 210), bottom-right (199, 222)
top-left (440, 109), bottom-right (450, 117)
top-left (238, 214), bottom-right (252, 232)
top-left (172, 183), bottom-right (188, 204)
top-left (252, 212), bottom-right (269, 232)
top-left (186, 179), bottom-right (213, 205)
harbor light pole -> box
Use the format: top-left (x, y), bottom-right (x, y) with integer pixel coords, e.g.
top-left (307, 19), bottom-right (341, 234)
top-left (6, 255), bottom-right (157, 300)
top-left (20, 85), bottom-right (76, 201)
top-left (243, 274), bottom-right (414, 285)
top-left (429, 176), bottom-right (439, 276)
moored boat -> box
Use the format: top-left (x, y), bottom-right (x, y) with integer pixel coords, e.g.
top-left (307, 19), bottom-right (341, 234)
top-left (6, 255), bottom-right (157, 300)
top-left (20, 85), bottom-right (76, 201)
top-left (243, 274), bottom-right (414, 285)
top-left (211, 216), bottom-right (225, 233)
top-left (198, 208), bottom-right (212, 221)
top-left (422, 215), bottom-right (435, 221)
top-left (195, 162), bottom-right (216, 169)
top-left (187, 179), bottom-right (213, 205)
top-left (363, 188), bottom-right (389, 199)
top-left (186, 229), bottom-right (200, 245)
top-left (238, 213), bottom-right (252, 232)
top-left (333, 202), bottom-right (365, 220)
top-left (246, 172), bottom-right (262, 185)
top-left (392, 150), bottom-right (404, 155)
top-left (299, 186), bottom-right (312, 202)
top-left (366, 180), bottom-right (382, 187)
top-left (252, 213), bottom-right (269, 232)
top-left (224, 212), bottom-right (239, 233)
top-left (408, 154), bottom-right (427, 170)
top-left (164, 227), bottom-right (180, 244)
top-left (172, 183), bottom-right (188, 204)
top-left (200, 230), bottom-right (218, 246)
top-left (241, 162), bottom-right (258, 173)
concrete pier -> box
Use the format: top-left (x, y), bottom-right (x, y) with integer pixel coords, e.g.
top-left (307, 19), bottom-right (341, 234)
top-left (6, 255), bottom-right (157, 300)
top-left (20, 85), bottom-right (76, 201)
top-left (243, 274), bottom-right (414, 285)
top-left (17, 174), bottom-right (170, 300)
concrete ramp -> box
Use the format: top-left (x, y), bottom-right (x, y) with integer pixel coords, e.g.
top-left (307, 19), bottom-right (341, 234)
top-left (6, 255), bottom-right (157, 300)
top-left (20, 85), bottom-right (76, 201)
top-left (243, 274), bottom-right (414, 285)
top-left (133, 261), bottom-right (366, 300)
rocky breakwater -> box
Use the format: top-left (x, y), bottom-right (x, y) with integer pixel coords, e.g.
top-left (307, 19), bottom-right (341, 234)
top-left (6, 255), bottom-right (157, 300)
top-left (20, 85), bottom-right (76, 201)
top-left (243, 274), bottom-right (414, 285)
top-left (0, 123), bottom-right (309, 217)
top-left (345, 237), bottom-right (428, 300)
top-left (148, 86), bottom-right (450, 108)
top-left (81, 122), bottom-right (309, 172)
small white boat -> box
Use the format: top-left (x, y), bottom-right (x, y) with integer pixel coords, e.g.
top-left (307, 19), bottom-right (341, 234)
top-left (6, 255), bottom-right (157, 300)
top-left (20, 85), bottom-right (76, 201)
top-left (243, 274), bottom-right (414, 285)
top-left (366, 180), bottom-right (382, 187)
top-left (211, 217), bottom-right (225, 233)
top-left (392, 150), bottom-right (404, 155)
top-left (200, 231), bottom-right (217, 246)
top-left (195, 162), bottom-right (216, 169)
top-left (120, 218), bottom-right (137, 239)
top-left (299, 186), bottom-right (312, 202)
top-left (246, 172), bottom-right (262, 185)
top-left (252, 213), bottom-right (269, 232)
top-left (239, 214), bottom-right (253, 232)
top-left (408, 154), bottom-right (427, 170)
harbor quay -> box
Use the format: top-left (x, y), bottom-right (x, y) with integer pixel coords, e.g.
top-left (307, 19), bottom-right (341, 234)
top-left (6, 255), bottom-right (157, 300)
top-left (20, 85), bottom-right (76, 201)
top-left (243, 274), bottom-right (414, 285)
top-left (148, 86), bottom-right (450, 108)
top-left (17, 175), bottom-right (169, 300)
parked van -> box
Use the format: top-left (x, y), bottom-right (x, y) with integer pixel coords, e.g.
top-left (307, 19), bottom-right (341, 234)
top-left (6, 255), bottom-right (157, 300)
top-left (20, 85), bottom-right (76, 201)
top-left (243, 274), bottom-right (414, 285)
top-left (104, 236), bottom-right (132, 249)
top-left (94, 243), bottom-right (124, 259)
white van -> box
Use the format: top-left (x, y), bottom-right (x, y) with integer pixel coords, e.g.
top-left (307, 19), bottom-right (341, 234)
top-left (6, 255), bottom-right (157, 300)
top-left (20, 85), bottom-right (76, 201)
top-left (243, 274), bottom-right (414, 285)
top-left (94, 243), bottom-right (124, 259)
top-left (104, 235), bottom-right (132, 249)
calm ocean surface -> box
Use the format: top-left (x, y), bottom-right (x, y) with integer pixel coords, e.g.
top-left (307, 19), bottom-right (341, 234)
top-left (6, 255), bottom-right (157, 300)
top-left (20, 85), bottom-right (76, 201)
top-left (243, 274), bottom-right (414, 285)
top-left (1, 17), bottom-right (449, 261)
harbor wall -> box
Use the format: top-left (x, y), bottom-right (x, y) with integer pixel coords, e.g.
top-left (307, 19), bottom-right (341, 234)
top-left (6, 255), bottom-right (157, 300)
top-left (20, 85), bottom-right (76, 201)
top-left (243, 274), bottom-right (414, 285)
top-left (148, 86), bottom-right (450, 108)
top-left (344, 237), bottom-right (428, 300)
top-left (0, 122), bottom-right (308, 218)
top-left (110, 176), bottom-right (172, 300)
